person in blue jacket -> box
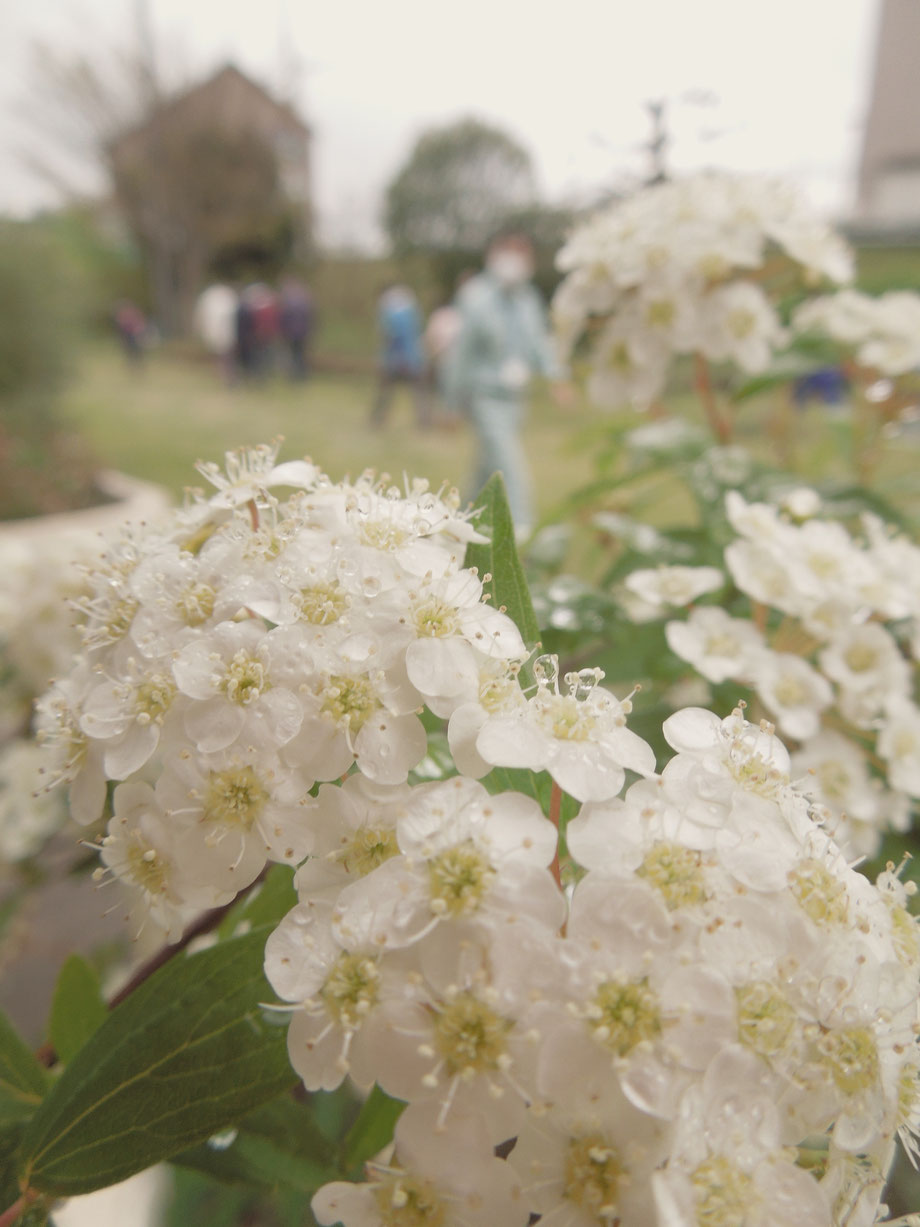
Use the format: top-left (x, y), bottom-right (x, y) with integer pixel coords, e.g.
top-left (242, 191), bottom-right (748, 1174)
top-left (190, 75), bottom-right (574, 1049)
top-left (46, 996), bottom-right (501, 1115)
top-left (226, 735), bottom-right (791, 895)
top-left (369, 283), bottom-right (430, 429)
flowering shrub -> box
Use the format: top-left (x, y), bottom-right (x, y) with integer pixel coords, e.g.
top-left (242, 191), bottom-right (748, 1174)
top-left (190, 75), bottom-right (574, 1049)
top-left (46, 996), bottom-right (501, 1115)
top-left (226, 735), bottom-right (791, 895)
top-left (552, 172), bottom-right (853, 415)
top-left (4, 442), bottom-right (917, 1227)
top-left (0, 533), bottom-right (99, 867)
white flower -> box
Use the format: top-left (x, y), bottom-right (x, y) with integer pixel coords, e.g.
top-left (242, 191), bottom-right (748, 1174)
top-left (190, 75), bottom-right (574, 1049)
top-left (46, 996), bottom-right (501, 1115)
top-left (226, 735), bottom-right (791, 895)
top-left (623, 565), bottom-right (723, 613)
top-left (878, 699), bottom-right (920, 797)
top-left (665, 606), bottom-right (765, 683)
top-left (96, 781), bottom-right (233, 939)
top-left (0, 739), bottom-right (68, 861)
top-left (173, 620), bottom-right (304, 754)
top-left (195, 440), bottom-right (322, 508)
top-left (473, 658), bottom-right (655, 803)
top-left (819, 624), bottom-right (911, 727)
top-left (697, 281), bottom-right (786, 373)
top-left (330, 777), bottom-right (563, 950)
top-left (750, 650), bottom-right (833, 742)
top-left (264, 904), bottom-right (415, 1092)
top-left (313, 1103), bottom-right (529, 1227)
top-left (156, 746), bottom-right (314, 891)
top-left (379, 569), bottom-right (527, 711)
top-left (791, 731), bottom-right (889, 857)
top-left (653, 1047), bottom-right (833, 1227)
top-left (79, 661), bottom-right (180, 779)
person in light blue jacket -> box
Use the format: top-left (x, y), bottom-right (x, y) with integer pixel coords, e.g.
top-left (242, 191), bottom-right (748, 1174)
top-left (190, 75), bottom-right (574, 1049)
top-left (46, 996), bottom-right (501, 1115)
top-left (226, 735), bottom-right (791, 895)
top-left (444, 233), bottom-right (571, 533)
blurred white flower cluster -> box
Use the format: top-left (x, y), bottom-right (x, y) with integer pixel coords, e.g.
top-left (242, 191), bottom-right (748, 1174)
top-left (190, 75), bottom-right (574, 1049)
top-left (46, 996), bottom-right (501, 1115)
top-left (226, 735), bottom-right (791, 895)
top-left (0, 532), bottom-right (99, 863)
top-left (40, 443), bottom-right (920, 1227)
top-left (553, 172), bottom-right (853, 409)
top-left (794, 289), bottom-right (920, 377)
top-left (657, 489), bottom-right (920, 858)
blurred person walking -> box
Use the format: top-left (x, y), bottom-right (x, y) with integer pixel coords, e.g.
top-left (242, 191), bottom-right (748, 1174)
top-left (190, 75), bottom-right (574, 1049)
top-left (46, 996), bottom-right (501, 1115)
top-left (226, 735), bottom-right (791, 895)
top-left (445, 233), bottom-right (571, 535)
top-left (424, 271), bottom-right (473, 424)
top-left (369, 284), bottom-right (430, 429)
top-left (236, 283), bottom-right (279, 381)
top-left (194, 282), bottom-right (239, 384)
top-left (113, 299), bottom-right (147, 367)
top-left (279, 277), bottom-right (316, 381)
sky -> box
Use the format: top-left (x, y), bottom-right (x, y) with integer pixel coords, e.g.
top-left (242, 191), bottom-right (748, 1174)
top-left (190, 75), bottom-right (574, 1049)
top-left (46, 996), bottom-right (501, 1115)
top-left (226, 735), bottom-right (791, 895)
top-left (0, 0), bottom-right (882, 250)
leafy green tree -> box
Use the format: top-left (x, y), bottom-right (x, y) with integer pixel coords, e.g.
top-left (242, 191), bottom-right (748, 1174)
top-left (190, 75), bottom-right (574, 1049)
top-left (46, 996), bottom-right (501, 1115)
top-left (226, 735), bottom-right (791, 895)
top-left (383, 117), bottom-right (537, 289)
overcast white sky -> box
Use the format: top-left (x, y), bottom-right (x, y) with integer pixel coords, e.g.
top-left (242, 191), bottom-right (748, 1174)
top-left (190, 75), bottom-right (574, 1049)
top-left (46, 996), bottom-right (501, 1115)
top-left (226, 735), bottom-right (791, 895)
top-left (0, 0), bottom-right (882, 249)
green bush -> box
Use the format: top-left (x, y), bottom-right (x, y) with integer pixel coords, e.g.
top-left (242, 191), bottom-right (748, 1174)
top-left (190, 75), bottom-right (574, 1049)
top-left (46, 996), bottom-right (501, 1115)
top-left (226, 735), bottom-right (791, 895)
top-left (0, 219), bottom-right (102, 519)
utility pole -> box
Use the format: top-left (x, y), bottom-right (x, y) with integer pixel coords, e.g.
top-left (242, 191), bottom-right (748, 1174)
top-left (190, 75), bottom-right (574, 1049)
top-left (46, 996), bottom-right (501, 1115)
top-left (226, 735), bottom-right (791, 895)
top-left (645, 99), bottom-right (669, 186)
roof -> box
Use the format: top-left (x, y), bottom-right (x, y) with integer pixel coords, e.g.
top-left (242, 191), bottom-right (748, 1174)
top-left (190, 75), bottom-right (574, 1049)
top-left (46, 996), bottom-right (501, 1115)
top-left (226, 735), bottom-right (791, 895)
top-left (110, 62), bottom-right (311, 156)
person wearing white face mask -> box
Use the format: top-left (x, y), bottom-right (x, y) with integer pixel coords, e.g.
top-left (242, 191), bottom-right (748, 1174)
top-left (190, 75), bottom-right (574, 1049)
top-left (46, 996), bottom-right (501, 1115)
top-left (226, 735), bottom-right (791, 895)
top-left (444, 233), bottom-right (573, 535)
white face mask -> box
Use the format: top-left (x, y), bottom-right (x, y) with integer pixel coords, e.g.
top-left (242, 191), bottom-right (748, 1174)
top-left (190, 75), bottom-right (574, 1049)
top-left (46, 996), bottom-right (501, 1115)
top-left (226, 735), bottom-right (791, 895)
top-left (488, 250), bottom-right (533, 288)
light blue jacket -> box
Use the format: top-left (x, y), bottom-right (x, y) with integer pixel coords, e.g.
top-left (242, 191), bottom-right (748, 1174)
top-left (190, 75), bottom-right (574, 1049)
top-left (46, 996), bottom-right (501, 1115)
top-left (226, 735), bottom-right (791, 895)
top-left (444, 271), bottom-right (561, 405)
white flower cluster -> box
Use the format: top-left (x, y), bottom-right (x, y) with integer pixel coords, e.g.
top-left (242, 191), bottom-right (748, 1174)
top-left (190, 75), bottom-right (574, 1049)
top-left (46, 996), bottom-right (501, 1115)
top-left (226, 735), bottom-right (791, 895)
top-left (553, 172), bottom-right (852, 409)
top-left (35, 443), bottom-right (547, 936)
top-left (0, 533), bottom-right (95, 740)
top-left (39, 444), bottom-right (920, 1226)
top-left (663, 490), bottom-right (920, 857)
top-left (301, 706), bottom-right (920, 1227)
top-left (0, 531), bottom-right (100, 863)
top-left (794, 289), bottom-right (920, 377)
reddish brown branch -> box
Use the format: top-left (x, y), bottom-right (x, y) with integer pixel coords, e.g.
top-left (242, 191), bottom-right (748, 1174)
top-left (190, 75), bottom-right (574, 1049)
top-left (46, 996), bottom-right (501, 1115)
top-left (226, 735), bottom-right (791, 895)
top-left (694, 352), bottom-right (732, 444)
top-left (34, 867), bottom-right (268, 1069)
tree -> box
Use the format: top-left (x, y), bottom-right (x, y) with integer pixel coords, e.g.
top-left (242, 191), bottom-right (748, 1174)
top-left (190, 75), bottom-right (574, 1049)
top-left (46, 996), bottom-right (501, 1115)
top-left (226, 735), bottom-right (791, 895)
top-left (383, 117), bottom-right (537, 284)
top-left (20, 31), bottom-right (309, 334)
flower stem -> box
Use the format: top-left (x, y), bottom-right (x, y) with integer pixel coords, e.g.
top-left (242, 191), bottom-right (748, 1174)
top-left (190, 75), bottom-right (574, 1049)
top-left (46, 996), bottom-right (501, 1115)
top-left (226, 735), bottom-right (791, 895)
top-left (0, 1189), bottom-right (38, 1227)
top-left (694, 352), bottom-right (732, 444)
top-left (549, 782), bottom-right (563, 889)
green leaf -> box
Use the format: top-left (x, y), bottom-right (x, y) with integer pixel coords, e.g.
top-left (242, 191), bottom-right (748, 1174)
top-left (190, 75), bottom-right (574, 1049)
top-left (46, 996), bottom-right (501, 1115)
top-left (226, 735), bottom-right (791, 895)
top-left (218, 865), bottom-right (298, 939)
top-left (342, 1084), bottom-right (405, 1175)
top-left (49, 955), bottom-right (107, 1066)
top-left (466, 473), bottom-right (540, 682)
top-left (0, 1119), bottom-right (28, 1209)
top-left (21, 926), bottom-right (295, 1197)
top-left (173, 1094), bottom-right (342, 1193)
top-left (0, 1012), bottom-right (46, 1123)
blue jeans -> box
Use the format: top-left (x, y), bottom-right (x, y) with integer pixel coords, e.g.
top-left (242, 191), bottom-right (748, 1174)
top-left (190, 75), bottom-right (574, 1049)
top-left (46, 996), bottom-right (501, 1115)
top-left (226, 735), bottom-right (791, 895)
top-left (469, 394), bottom-right (532, 528)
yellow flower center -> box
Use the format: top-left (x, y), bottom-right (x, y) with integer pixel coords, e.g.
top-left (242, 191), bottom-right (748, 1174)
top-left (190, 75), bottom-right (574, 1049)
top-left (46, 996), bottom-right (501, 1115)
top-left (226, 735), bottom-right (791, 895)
top-left (202, 765), bottom-right (268, 831)
top-left (691, 1155), bottom-right (753, 1227)
top-left (586, 979), bottom-right (661, 1058)
top-left (321, 674), bottom-right (378, 733)
top-left (176, 582), bottom-right (216, 627)
top-left (637, 842), bottom-right (707, 910)
top-left (371, 1176), bottom-right (446, 1227)
top-left (789, 860), bottom-right (848, 928)
top-left (221, 651), bottom-right (268, 705)
top-left (428, 841), bottom-right (494, 917)
top-left (818, 1025), bottom-right (879, 1095)
top-left (735, 982), bottom-right (796, 1057)
top-left (338, 824), bottom-right (400, 876)
top-left (433, 992), bottom-right (513, 1077)
top-left (563, 1134), bottom-right (623, 1222)
top-left (320, 953), bottom-right (380, 1028)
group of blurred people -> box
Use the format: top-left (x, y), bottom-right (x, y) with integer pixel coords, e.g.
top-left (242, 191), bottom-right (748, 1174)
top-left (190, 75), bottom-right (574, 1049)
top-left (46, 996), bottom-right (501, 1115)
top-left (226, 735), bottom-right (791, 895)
top-left (116, 234), bottom-right (568, 535)
top-left (194, 276), bottom-right (316, 384)
top-left (372, 233), bottom-right (571, 532)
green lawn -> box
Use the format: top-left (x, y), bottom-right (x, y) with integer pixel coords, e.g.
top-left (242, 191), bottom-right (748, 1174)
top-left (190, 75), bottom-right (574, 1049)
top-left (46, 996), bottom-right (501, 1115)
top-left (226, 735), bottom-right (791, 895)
top-left (56, 344), bottom-right (618, 524)
top-left (56, 343), bottom-right (920, 545)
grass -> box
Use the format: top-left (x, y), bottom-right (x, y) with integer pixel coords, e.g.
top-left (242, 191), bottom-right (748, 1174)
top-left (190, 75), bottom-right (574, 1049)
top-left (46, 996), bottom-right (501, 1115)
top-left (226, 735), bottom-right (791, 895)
top-left (54, 341), bottom-right (920, 555)
top-left (57, 344), bottom-right (607, 523)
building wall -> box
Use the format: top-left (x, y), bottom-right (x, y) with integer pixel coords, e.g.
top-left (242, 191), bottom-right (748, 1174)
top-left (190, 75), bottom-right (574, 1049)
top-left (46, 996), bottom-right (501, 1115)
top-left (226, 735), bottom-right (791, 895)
top-left (857, 0), bottom-right (920, 224)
